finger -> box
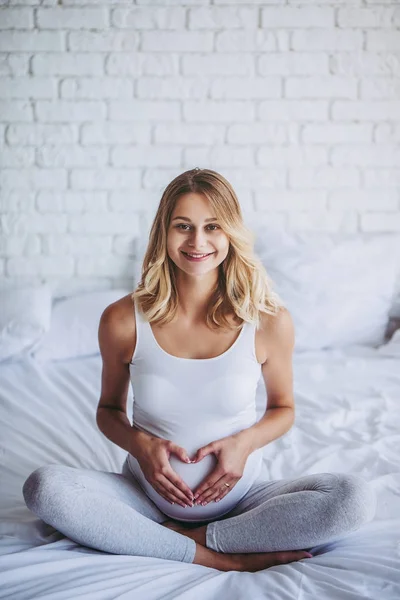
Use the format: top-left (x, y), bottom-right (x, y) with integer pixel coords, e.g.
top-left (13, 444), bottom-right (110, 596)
top-left (164, 452), bottom-right (194, 502)
top-left (152, 483), bottom-right (179, 506)
top-left (152, 479), bottom-right (177, 505)
top-left (198, 476), bottom-right (238, 505)
top-left (160, 474), bottom-right (193, 507)
top-left (161, 451), bottom-right (193, 500)
top-left (196, 476), bottom-right (230, 504)
top-left (168, 471), bottom-right (194, 503)
top-left (193, 472), bottom-right (224, 504)
top-left (212, 481), bottom-right (236, 503)
top-left (193, 443), bottom-right (215, 463)
top-left (153, 481), bottom-right (188, 507)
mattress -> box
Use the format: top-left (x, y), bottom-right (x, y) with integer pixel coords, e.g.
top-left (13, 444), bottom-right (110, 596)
top-left (0, 335), bottom-right (399, 599)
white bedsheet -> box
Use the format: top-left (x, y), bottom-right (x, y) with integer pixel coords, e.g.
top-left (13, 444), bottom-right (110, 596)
top-left (0, 336), bottom-right (399, 599)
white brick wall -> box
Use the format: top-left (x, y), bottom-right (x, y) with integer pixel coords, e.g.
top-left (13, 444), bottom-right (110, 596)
top-left (0, 0), bottom-right (399, 296)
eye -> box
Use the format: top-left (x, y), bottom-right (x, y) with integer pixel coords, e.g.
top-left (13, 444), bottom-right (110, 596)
top-left (175, 224), bottom-right (220, 231)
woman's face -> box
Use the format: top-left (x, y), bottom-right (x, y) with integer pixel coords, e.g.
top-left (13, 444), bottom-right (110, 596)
top-left (167, 193), bottom-right (230, 276)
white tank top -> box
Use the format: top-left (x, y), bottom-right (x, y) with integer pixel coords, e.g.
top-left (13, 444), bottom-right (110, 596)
top-left (127, 296), bottom-right (264, 522)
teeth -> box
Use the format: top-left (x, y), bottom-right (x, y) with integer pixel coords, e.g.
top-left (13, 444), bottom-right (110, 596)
top-left (184, 252), bottom-right (210, 258)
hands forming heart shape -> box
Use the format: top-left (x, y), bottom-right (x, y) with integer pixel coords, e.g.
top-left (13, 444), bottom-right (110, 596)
top-left (168, 433), bottom-right (251, 507)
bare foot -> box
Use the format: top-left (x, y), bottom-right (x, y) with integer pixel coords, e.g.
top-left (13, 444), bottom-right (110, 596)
top-left (161, 520), bottom-right (313, 572)
top-left (193, 542), bottom-right (311, 572)
top-left (224, 549), bottom-right (312, 572)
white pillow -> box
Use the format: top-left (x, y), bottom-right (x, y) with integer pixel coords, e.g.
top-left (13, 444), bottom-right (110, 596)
top-left (252, 225), bottom-right (400, 351)
top-left (0, 285), bottom-right (52, 363)
top-left (33, 288), bottom-right (131, 362)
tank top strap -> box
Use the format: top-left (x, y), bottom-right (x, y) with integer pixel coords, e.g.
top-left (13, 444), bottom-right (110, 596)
top-left (132, 295), bottom-right (154, 360)
top-left (236, 319), bottom-right (258, 365)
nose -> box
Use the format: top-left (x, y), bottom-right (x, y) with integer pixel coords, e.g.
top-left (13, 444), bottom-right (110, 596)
top-left (188, 228), bottom-right (208, 249)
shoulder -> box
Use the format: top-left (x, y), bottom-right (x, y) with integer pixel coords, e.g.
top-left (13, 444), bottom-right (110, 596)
top-left (258, 306), bottom-right (295, 354)
top-left (260, 306), bottom-right (294, 333)
top-left (98, 293), bottom-right (136, 364)
top-left (100, 293), bottom-right (135, 326)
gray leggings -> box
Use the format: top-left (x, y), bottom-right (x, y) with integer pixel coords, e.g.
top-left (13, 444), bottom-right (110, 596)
top-left (22, 458), bottom-right (377, 564)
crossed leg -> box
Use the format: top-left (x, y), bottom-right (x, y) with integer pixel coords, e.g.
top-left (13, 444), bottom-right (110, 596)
top-left (22, 459), bottom-right (196, 563)
top-left (200, 471), bottom-right (377, 553)
top-left (22, 459), bottom-right (376, 570)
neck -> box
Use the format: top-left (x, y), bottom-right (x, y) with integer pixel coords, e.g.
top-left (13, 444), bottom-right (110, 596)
top-left (174, 269), bottom-right (219, 322)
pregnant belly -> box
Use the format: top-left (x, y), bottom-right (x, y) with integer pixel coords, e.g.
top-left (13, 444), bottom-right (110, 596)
top-left (127, 448), bottom-right (263, 522)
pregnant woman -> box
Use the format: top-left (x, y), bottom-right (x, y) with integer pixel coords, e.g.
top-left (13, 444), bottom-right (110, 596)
top-left (23, 168), bottom-right (376, 573)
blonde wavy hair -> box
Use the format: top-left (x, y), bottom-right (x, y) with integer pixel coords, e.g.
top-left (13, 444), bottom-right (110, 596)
top-left (131, 168), bottom-right (284, 331)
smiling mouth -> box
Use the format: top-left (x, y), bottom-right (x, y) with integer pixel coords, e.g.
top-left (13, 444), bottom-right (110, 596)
top-left (181, 251), bottom-right (215, 260)
top-left (182, 251), bottom-right (213, 256)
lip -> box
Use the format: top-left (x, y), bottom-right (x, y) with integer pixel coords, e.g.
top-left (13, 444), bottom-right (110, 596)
top-left (181, 251), bottom-right (215, 262)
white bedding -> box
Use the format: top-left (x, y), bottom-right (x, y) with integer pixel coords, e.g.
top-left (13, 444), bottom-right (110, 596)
top-left (0, 337), bottom-right (399, 600)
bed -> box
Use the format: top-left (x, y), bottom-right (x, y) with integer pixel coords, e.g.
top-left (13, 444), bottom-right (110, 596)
top-left (1, 228), bottom-right (400, 599)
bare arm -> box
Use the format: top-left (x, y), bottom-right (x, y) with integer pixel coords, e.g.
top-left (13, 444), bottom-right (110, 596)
top-left (96, 298), bottom-right (150, 457)
top-left (237, 306), bottom-right (296, 453)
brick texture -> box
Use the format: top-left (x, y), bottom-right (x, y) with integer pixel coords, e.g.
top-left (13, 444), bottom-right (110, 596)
top-left (0, 1), bottom-right (399, 295)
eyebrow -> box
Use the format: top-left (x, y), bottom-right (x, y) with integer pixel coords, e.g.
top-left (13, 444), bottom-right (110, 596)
top-left (172, 216), bottom-right (218, 222)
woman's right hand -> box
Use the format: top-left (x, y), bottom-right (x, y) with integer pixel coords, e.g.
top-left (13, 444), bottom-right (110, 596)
top-left (133, 431), bottom-right (194, 507)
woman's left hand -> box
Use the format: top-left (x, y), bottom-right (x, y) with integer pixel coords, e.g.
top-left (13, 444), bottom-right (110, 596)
top-left (190, 433), bottom-right (252, 506)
